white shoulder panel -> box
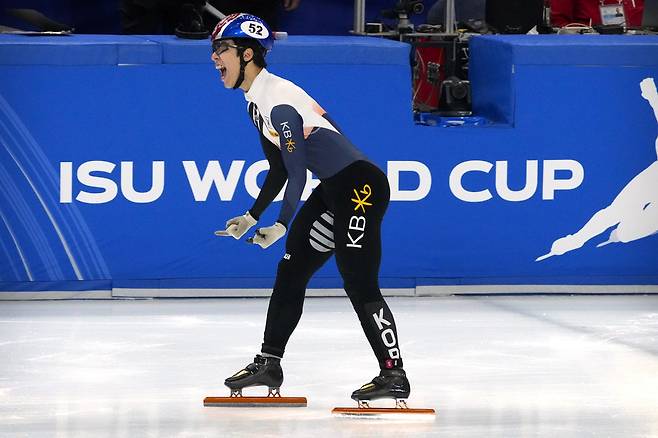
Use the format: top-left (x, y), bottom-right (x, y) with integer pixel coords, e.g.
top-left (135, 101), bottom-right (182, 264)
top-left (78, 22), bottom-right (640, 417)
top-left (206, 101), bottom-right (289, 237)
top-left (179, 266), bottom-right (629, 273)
top-left (246, 71), bottom-right (340, 148)
top-left (264, 74), bottom-right (339, 135)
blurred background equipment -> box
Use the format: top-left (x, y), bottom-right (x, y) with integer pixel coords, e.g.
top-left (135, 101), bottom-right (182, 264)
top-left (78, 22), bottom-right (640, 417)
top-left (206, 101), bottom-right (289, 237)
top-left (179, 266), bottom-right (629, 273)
top-left (175, 2), bottom-right (209, 39)
top-left (380, 0), bottom-right (425, 33)
top-left (410, 36), bottom-right (472, 114)
top-left (485, 0), bottom-right (543, 33)
top-left (5, 8), bottom-right (73, 32)
top-left (437, 75), bottom-right (472, 116)
top-left (354, 0), bottom-right (427, 35)
top-left (642, 0), bottom-right (658, 30)
top-left (426, 0), bottom-right (485, 28)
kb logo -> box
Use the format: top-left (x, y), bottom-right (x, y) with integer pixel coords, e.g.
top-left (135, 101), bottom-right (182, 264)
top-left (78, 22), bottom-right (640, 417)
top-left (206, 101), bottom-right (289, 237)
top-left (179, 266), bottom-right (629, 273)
top-left (347, 184), bottom-right (373, 249)
top-left (279, 121), bottom-right (295, 152)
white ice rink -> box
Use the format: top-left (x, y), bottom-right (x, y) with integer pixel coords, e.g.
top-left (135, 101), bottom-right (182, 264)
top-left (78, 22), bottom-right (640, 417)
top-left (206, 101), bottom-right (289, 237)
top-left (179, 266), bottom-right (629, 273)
top-left (2, 295), bottom-right (658, 437)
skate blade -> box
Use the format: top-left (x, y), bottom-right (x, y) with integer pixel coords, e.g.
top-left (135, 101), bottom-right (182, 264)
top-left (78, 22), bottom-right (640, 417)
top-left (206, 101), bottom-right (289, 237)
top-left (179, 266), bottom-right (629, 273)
top-left (332, 406), bottom-right (436, 419)
top-left (203, 396), bottom-right (307, 407)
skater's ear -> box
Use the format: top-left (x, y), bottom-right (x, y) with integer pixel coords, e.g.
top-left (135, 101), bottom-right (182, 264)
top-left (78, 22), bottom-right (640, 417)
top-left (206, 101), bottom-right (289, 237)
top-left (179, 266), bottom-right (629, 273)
top-left (242, 47), bottom-right (254, 62)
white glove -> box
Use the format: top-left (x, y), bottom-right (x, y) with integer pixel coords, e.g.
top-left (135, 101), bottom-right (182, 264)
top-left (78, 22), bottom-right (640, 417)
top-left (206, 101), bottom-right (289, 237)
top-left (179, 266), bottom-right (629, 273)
top-left (214, 211), bottom-right (257, 239)
top-left (248, 222), bottom-right (287, 249)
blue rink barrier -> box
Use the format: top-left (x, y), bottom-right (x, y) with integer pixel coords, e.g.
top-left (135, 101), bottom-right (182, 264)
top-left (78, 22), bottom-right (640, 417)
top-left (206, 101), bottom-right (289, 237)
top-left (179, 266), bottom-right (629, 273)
top-left (0, 34), bottom-right (657, 298)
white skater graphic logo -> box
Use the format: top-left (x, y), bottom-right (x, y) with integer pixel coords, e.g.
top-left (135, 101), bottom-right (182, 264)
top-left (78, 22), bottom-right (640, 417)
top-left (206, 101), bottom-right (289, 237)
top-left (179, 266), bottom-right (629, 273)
top-left (537, 78), bottom-right (658, 261)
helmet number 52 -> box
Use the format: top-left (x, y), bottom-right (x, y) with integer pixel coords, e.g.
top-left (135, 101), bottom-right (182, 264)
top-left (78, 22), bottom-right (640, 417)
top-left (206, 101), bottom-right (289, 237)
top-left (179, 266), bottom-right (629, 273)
top-left (249, 23), bottom-right (263, 35)
top-left (241, 20), bottom-right (269, 38)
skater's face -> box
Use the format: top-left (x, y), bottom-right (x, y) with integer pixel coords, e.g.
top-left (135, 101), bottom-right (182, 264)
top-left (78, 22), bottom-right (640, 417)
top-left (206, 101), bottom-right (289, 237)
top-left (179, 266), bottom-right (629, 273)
top-left (211, 39), bottom-right (252, 89)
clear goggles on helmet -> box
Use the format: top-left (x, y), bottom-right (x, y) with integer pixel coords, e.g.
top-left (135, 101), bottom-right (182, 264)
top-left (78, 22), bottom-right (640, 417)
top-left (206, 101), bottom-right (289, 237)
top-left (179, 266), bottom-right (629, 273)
top-left (212, 40), bottom-right (240, 56)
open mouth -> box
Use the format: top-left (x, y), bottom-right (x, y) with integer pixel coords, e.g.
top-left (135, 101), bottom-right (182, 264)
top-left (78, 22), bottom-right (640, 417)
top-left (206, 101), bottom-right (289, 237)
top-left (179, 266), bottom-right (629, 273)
top-left (215, 64), bottom-right (227, 80)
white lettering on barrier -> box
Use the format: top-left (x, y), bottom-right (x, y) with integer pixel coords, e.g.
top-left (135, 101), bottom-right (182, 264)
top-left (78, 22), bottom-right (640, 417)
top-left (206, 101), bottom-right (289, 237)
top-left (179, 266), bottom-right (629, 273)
top-left (59, 160), bottom-right (433, 204)
top-left (74, 160), bottom-right (117, 204)
top-left (496, 160), bottom-right (538, 202)
top-left (387, 161), bottom-right (432, 201)
top-left (449, 160), bottom-right (493, 202)
top-left (121, 162), bottom-right (165, 203)
top-left (243, 159), bottom-right (269, 200)
top-left (60, 161), bottom-right (166, 204)
top-left (183, 160), bottom-right (244, 201)
top-left (449, 159), bottom-right (584, 202)
top-left (59, 159), bottom-right (583, 204)
top-left (542, 160), bottom-right (585, 200)
top-left (59, 162), bottom-right (73, 203)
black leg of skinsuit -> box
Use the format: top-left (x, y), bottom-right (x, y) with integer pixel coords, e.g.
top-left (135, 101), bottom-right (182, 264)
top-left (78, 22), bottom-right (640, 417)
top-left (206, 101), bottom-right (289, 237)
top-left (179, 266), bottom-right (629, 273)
top-left (261, 187), bottom-right (333, 358)
top-left (261, 161), bottom-right (403, 370)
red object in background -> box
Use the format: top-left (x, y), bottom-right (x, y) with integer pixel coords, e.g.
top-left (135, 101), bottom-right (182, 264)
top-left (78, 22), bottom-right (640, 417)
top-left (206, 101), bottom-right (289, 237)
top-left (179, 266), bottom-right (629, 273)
top-left (550, 0), bottom-right (645, 27)
top-left (412, 40), bottom-right (445, 112)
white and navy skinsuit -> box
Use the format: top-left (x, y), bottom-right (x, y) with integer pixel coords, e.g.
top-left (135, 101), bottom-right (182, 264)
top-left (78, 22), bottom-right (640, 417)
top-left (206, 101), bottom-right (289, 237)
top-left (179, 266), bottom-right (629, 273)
top-left (245, 69), bottom-right (404, 370)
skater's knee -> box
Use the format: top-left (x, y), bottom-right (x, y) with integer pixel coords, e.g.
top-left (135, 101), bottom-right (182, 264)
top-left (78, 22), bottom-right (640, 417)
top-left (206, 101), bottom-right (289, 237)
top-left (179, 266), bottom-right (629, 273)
top-left (275, 258), bottom-right (312, 288)
top-left (343, 276), bottom-right (382, 305)
top-left (271, 260), bottom-right (310, 305)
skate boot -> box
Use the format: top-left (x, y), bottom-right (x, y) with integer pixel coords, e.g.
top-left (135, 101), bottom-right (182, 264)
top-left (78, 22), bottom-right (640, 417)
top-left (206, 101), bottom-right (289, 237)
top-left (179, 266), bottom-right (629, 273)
top-left (351, 368), bottom-right (410, 407)
top-left (333, 368), bottom-right (434, 417)
top-left (204, 354), bottom-right (307, 407)
top-left (224, 354), bottom-right (283, 397)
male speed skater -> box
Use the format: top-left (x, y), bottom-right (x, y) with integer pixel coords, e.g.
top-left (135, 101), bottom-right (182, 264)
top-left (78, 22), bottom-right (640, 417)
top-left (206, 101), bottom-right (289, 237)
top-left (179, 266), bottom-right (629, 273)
top-left (210, 13), bottom-right (409, 406)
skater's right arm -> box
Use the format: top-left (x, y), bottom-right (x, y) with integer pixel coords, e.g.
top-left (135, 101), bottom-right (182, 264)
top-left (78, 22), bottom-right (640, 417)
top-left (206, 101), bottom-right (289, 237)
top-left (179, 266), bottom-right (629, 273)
top-left (248, 133), bottom-right (288, 220)
top-left (215, 136), bottom-right (286, 239)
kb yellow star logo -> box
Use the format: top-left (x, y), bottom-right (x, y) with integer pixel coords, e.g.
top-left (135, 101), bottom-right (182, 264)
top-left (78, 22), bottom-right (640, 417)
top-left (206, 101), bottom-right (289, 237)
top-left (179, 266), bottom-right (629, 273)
top-left (351, 184), bottom-right (373, 213)
top-left (286, 138), bottom-right (296, 152)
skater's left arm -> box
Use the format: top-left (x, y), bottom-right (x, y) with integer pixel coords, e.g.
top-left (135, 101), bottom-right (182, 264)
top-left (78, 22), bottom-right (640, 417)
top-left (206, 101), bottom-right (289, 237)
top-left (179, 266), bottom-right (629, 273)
top-left (248, 104), bottom-right (307, 249)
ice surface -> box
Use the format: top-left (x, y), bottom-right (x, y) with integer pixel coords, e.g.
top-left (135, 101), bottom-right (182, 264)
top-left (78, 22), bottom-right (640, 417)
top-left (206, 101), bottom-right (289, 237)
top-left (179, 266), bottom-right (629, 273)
top-left (1, 295), bottom-right (657, 437)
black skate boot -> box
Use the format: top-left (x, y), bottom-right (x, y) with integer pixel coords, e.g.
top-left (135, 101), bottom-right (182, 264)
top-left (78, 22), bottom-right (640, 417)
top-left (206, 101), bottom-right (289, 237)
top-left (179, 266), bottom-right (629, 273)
top-left (224, 354), bottom-right (283, 397)
top-left (351, 368), bottom-right (410, 406)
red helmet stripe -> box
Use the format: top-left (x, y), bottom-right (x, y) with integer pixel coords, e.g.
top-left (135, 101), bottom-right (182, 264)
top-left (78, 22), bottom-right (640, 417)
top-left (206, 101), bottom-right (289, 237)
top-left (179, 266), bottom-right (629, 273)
top-left (211, 13), bottom-right (242, 41)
